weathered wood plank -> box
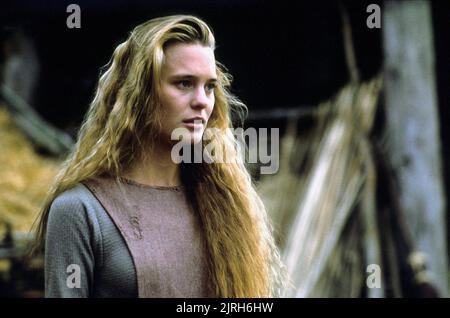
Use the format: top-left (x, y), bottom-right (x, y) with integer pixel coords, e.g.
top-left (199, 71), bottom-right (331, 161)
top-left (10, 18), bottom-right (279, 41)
top-left (382, 0), bottom-right (448, 296)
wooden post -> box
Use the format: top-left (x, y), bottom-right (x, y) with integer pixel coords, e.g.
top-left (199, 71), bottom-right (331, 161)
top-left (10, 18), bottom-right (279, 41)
top-left (382, 0), bottom-right (448, 296)
top-left (1, 84), bottom-right (74, 156)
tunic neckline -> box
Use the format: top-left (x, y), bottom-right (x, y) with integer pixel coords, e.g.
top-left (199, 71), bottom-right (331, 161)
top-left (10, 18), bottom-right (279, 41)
top-left (118, 176), bottom-right (183, 192)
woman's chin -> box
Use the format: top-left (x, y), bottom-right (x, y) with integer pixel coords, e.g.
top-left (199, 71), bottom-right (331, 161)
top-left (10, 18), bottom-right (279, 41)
top-left (174, 131), bottom-right (204, 145)
top-left (189, 132), bottom-right (204, 145)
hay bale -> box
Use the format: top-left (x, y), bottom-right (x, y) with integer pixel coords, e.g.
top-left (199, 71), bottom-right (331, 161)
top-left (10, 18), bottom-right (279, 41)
top-left (0, 106), bottom-right (60, 236)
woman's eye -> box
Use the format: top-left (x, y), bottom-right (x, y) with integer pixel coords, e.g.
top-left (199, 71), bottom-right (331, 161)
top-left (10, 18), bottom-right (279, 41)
top-left (176, 80), bottom-right (192, 89)
top-left (206, 83), bottom-right (216, 92)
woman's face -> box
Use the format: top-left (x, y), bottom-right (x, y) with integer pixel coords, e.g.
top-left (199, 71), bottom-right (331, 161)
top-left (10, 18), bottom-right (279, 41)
top-left (158, 42), bottom-right (217, 145)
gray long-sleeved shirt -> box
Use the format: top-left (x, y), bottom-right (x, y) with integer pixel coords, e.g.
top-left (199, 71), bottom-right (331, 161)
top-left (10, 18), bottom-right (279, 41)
top-left (45, 183), bottom-right (137, 297)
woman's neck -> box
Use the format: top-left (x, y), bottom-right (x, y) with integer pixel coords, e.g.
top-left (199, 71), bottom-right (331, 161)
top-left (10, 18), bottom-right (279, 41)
top-left (122, 143), bottom-right (181, 187)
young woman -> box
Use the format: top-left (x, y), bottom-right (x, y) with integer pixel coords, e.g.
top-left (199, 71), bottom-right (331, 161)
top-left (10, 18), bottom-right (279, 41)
top-left (32, 15), bottom-right (285, 298)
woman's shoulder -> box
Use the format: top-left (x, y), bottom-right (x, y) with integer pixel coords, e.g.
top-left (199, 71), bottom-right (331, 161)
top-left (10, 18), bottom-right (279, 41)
top-left (47, 183), bottom-right (105, 249)
top-left (49, 182), bottom-right (104, 224)
top-left (51, 183), bottom-right (92, 210)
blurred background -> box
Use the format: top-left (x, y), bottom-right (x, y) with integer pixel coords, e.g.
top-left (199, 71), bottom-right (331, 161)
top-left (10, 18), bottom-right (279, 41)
top-left (0, 0), bottom-right (448, 297)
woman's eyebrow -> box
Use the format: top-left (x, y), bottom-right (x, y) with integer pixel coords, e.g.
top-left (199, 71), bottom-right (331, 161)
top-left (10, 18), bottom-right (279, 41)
top-left (170, 74), bottom-right (218, 82)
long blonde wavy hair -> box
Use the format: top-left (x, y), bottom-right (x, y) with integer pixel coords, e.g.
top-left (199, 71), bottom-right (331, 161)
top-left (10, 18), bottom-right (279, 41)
top-left (32, 15), bottom-right (285, 297)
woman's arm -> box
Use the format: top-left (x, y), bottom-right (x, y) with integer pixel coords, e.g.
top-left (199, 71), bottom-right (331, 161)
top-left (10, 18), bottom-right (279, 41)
top-left (45, 191), bottom-right (95, 297)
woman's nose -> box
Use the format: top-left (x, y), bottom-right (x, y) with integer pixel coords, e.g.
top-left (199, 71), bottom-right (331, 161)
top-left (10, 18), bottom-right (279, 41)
top-left (191, 86), bottom-right (210, 108)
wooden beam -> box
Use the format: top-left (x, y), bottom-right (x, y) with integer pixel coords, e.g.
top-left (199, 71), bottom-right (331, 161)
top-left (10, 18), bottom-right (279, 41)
top-left (382, 0), bottom-right (448, 296)
top-left (0, 83), bottom-right (74, 156)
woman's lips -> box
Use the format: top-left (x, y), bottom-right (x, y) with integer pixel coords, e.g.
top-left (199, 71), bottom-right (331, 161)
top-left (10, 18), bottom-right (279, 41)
top-left (182, 119), bottom-right (204, 129)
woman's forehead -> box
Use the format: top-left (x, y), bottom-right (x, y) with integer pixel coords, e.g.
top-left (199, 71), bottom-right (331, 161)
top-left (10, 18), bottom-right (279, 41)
top-left (162, 43), bottom-right (216, 79)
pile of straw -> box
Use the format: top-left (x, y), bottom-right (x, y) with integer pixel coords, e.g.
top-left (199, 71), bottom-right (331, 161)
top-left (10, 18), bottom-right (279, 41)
top-left (257, 75), bottom-right (383, 297)
top-left (0, 106), bottom-right (60, 237)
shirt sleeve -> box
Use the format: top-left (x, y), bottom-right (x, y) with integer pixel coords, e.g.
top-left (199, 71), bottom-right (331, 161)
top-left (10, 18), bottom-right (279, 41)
top-left (45, 192), bottom-right (96, 298)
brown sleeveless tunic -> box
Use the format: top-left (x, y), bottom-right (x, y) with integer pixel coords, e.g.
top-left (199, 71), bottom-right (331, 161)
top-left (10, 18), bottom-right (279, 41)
top-left (83, 176), bottom-right (214, 297)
